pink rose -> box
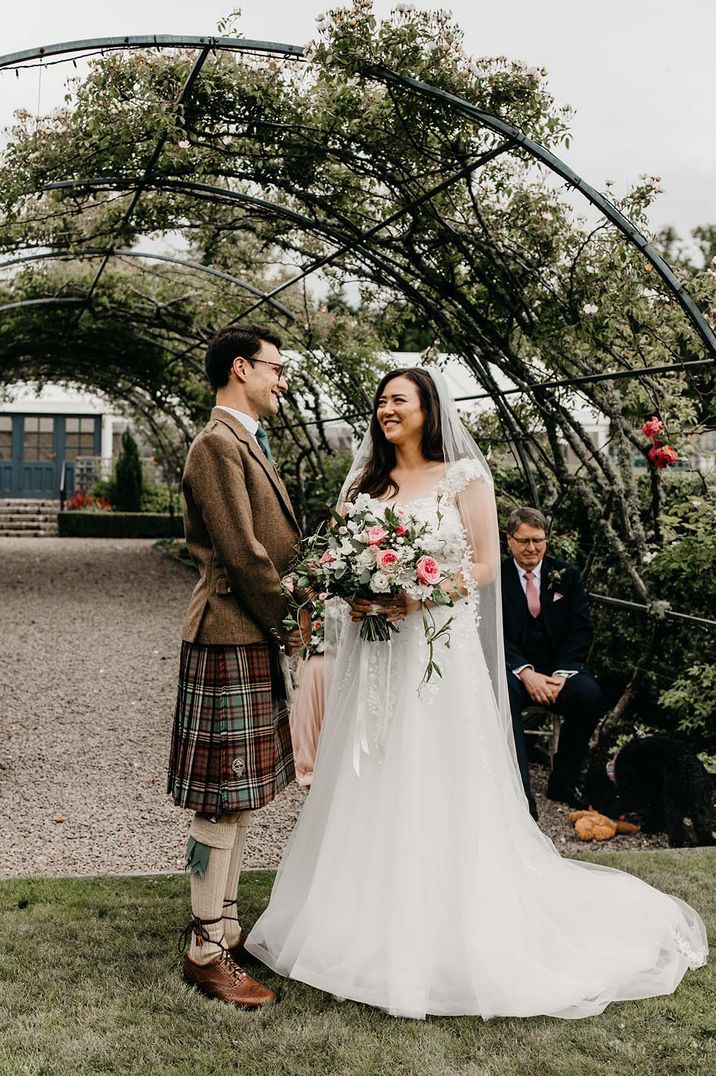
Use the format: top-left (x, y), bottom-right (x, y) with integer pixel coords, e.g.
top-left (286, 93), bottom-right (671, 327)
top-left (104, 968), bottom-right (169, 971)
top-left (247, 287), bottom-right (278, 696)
top-left (394, 525), bottom-right (406, 537)
top-left (366, 525), bottom-right (389, 546)
top-left (642, 416), bottom-right (664, 440)
top-left (312, 619), bottom-right (322, 631)
top-left (319, 550), bottom-right (336, 566)
top-left (318, 591), bottom-right (329, 600)
top-left (415, 555), bottom-right (441, 586)
top-left (648, 444), bottom-right (678, 469)
top-left (376, 548), bottom-right (399, 571)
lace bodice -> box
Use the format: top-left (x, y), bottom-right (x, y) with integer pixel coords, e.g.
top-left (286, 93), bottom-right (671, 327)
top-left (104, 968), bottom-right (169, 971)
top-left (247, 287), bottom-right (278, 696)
top-left (373, 458), bottom-right (489, 572)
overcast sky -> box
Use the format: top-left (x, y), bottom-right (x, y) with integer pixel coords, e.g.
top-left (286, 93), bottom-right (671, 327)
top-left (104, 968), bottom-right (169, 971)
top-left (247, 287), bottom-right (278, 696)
top-left (0, 0), bottom-right (713, 238)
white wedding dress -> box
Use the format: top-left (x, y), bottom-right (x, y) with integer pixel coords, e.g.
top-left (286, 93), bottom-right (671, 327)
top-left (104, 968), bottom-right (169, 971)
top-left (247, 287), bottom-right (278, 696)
top-left (246, 461), bottom-right (708, 1020)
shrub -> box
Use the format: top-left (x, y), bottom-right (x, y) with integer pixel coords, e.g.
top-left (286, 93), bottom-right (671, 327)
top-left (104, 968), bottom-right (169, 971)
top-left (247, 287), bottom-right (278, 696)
top-left (114, 429), bottom-right (143, 512)
top-left (58, 512), bottom-right (183, 538)
top-left (140, 482), bottom-right (174, 513)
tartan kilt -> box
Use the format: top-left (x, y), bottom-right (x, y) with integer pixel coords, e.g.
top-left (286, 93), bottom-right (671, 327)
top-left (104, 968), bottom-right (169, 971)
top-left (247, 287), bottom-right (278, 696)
top-left (167, 640), bottom-right (294, 814)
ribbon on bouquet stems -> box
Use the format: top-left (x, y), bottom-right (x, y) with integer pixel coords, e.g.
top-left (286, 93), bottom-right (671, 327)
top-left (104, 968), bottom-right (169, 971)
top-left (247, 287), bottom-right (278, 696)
top-left (353, 634), bottom-right (394, 777)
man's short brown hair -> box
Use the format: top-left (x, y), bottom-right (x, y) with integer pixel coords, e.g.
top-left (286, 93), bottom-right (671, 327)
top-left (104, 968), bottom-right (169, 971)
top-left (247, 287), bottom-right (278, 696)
top-left (204, 323), bottom-right (283, 390)
top-left (506, 506), bottom-right (548, 536)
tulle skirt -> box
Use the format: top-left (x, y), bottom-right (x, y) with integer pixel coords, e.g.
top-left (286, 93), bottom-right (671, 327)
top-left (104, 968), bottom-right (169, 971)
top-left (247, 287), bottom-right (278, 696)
top-left (246, 605), bottom-right (708, 1019)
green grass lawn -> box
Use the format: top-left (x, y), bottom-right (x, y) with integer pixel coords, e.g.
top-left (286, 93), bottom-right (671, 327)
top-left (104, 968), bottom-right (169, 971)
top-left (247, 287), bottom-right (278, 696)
top-left (1, 851), bottom-right (714, 1076)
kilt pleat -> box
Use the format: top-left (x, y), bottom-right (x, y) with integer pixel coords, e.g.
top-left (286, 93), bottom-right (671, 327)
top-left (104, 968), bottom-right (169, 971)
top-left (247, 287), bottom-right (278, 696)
top-left (168, 640), bottom-right (294, 813)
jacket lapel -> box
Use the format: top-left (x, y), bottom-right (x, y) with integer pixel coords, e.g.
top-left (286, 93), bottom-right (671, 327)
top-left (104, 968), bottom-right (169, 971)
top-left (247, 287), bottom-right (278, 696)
top-left (211, 407), bottom-right (299, 530)
top-left (538, 556), bottom-right (555, 640)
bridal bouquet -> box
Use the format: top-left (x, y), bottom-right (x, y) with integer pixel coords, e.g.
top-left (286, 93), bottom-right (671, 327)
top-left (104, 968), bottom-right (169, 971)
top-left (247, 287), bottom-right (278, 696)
top-left (282, 493), bottom-right (455, 683)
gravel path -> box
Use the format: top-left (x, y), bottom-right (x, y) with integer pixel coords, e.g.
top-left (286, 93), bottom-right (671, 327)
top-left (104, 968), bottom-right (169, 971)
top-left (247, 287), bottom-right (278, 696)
top-left (0, 538), bottom-right (665, 880)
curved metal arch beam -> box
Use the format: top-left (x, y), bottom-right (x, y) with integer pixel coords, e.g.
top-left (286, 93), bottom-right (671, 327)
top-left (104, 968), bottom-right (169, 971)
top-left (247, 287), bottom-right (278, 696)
top-left (0, 296), bottom-right (84, 314)
top-left (365, 64), bottom-right (716, 357)
top-left (43, 176), bottom-right (330, 233)
top-left (0, 35), bottom-right (304, 70)
top-left (2, 34), bottom-right (713, 355)
top-left (0, 247), bottom-right (295, 320)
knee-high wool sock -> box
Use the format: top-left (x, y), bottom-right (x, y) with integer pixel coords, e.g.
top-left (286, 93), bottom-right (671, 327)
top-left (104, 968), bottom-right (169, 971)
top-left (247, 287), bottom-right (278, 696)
top-left (186, 813), bottom-right (238, 964)
top-left (223, 811), bottom-right (251, 948)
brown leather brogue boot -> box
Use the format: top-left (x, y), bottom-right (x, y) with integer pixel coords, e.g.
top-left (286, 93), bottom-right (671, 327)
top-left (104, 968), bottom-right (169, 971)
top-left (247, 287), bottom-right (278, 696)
top-left (182, 950), bottom-right (275, 1008)
top-left (228, 927), bottom-right (259, 965)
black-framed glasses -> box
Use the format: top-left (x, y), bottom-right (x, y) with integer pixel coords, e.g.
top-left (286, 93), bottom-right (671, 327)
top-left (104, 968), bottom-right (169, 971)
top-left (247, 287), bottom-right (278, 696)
top-left (248, 357), bottom-right (287, 380)
top-left (510, 536), bottom-right (547, 547)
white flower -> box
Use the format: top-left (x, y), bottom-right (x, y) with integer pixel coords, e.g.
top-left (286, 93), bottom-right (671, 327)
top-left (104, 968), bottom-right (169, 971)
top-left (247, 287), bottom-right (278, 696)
top-left (338, 538), bottom-right (354, 557)
top-left (395, 3), bottom-right (416, 12)
top-left (315, 14), bottom-right (328, 28)
top-left (356, 549), bottom-right (376, 570)
top-left (370, 571), bottom-right (391, 594)
top-left (177, 140), bottom-right (190, 150)
top-left (582, 303), bottom-right (599, 315)
top-left (643, 550), bottom-right (657, 564)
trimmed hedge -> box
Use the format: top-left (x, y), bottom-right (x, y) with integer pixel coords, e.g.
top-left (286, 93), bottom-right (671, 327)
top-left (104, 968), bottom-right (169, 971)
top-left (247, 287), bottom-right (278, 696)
top-left (58, 512), bottom-right (184, 539)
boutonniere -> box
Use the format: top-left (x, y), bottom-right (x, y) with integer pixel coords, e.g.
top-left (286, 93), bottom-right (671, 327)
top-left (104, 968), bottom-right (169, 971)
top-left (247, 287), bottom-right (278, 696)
top-left (546, 566), bottom-right (568, 591)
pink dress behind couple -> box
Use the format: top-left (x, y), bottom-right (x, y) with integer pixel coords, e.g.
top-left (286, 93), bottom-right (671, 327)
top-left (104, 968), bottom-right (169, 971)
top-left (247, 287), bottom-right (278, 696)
top-left (289, 655), bottom-right (325, 787)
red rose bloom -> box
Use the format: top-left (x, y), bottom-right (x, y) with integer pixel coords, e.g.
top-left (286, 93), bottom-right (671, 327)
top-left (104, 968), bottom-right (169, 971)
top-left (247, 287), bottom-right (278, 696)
top-left (648, 444), bottom-right (678, 469)
top-left (642, 416), bottom-right (664, 440)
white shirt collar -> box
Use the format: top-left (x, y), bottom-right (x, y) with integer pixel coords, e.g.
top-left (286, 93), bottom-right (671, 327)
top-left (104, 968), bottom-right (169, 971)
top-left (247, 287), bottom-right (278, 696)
top-left (216, 405), bottom-right (258, 436)
top-left (514, 558), bottom-right (543, 583)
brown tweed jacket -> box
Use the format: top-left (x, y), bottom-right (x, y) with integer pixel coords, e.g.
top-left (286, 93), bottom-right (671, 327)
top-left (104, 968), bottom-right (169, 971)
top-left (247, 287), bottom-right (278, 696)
top-left (181, 407), bottom-right (301, 645)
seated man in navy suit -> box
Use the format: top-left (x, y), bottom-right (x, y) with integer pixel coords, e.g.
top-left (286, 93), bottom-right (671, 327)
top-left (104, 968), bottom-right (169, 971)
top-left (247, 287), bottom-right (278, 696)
top-left (501, 507), bottom-right (605, 819)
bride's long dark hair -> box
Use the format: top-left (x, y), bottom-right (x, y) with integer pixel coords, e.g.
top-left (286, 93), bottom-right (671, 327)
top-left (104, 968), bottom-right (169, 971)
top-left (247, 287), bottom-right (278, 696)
top-left (349, 368), bottom-right (445, 500)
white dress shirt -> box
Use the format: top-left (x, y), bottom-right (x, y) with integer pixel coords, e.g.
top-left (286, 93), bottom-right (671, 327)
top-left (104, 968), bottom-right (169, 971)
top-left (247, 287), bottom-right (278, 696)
top-left (511, 557), bottom-right (577, 680)
top-left (216, 405), bottom-right (259, 437)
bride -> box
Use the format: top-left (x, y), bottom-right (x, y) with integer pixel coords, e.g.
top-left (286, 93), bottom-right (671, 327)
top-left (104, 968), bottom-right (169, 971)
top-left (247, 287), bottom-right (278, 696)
top-left (246, 366), bottom-right (707, 1020)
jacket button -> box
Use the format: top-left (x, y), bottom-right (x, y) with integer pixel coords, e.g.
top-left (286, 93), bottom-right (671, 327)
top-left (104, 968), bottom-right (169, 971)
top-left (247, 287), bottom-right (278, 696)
top-left (231, 757), bottom-right (245, 776)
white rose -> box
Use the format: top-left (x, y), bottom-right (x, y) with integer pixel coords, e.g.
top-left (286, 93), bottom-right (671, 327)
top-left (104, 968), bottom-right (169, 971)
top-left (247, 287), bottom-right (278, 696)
top-left (583, 303), bottom-right (598, 315)
top-left (370, 571), bottom-right (391, 594)
top-left (356, 549), bottom-right (376, 570)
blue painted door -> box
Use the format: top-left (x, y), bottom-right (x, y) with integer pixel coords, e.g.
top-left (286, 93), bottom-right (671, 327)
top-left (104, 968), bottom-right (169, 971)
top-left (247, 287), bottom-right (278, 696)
top-left (0, 414), bottom-right (102, 498)
top-left (0, 415), bottom-right (13, 497)
top-left (17, 416), bottom-right (57, 498)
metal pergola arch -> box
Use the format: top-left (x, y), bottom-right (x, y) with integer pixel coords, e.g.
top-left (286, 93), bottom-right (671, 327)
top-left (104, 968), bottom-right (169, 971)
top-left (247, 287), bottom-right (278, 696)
top-left (1, 31), bottom-right (714, 509)
top-left (1, 33), bottom-right (713, 356)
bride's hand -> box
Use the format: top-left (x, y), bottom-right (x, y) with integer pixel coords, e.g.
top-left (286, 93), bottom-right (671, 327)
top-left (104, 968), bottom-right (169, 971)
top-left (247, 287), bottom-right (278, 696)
top-left (349, 592), bottom-right (421, 623)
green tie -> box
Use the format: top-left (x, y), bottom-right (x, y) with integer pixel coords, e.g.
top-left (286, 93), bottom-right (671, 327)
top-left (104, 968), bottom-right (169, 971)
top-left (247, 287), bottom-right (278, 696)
top-left (255, 425), bottom-right (274, 465)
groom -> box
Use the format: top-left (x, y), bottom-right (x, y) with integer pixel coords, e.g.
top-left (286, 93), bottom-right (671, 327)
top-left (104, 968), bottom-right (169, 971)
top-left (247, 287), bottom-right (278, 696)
top-left (167, 322), bottom-right (309, 1007)
top-left (501, 507), bottom-right (605, 818)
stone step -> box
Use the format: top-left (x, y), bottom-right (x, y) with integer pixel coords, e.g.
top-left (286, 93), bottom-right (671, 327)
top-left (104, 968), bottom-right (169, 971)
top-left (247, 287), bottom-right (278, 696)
top-left (0, 514), bottom-right (57, 527)
top-left (0, 516), bottom-right (58, 525)
top-left (0, 528), bottom-right (58, 537)
top-left (0, 499), bottom-right (61, 507)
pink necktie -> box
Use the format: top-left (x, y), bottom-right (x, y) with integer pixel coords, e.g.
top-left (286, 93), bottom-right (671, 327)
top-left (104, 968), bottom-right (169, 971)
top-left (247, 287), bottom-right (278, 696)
top-left (524, 571), bottom-right (541, 618)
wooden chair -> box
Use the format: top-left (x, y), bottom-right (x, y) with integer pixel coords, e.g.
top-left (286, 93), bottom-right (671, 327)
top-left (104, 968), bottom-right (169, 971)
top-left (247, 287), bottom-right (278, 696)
top-left (521, 705), bottom-right (562, 768)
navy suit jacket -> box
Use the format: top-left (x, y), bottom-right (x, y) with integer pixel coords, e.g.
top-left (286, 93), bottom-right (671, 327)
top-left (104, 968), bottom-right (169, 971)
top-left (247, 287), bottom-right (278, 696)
top-left (501, 554), bottom-right (594, 674)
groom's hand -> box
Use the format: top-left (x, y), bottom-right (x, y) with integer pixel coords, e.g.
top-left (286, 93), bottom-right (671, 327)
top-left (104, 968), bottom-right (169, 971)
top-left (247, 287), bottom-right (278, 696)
top-left (286, 608), bottom-right (312, 655)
